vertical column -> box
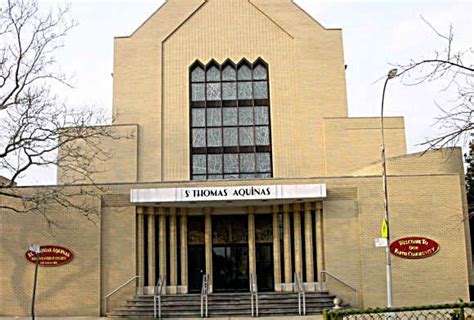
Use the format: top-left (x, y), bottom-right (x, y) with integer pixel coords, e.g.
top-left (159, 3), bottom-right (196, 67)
top-left (158, 208), bottom-right (167, 282)
top-left (136, 207), bottom-right (145, 289)
top-left (315, 202), bottom-right (325, 281)
top-left (272, 205), bottom-right (282, 292)
top-left (248, 207), bottom-right (256, 279)
top-left (147, 207), bottom-right (156, 289)
top-left (304, 203), bottom-right (314, 286)
top-left (293, 203), bottom-right (303, 279)
top-left (204, 208), bottom-right (213, 293)
top-left (180, 209), bottom-right (188, 293)
top-left (169, 208), bottom-right (178, 292)
top-left (283, 204), bottom-right (292, 286)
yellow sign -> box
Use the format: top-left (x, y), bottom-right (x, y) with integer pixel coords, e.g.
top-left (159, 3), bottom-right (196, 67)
top-left (381, 218), bottom-right (388, 238)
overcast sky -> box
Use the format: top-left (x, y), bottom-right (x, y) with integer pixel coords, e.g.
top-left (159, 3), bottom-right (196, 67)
top-left (18, 0), bottom-right (474, 185)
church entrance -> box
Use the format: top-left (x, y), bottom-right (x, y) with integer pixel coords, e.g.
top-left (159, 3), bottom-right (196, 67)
top-left (213, 245), bottom-right (249, 292)
top-left (212, 215), bottom-right (249, 292)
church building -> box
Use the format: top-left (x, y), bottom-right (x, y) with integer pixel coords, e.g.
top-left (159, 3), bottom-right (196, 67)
top-left (0, 0), bottom-right (471, 317)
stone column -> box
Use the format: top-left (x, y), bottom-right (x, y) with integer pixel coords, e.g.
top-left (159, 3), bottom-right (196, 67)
top-left (204, 208), bottom-right (213, 293)
top-left (169, 208), bottom-right (178, 293)
top-left (272, 205), bottom-right (282, 292)
top-left (315, 202), bottom-right (325, 281)
top-left (304, 203), bottom-right (315, 288)
top-left (283, 204), bottom-right (292, 287)
top-left (248, 207), bottom-right (256, 279)
top-left (147, 207), bottom-right (156, 290)
top-left (158, 208), bottom-right (167, 282)
top-left (293, 203), bottom-right (303, 280)
top-left (136, 207), bottom-right (145, 289)
top-left (180, 209), bottom-right (188, 293)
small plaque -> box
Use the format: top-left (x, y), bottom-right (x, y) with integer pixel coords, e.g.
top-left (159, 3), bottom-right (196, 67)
top-left (375, 238), bottom-right (388, 248)
top-left (29, 244), bottom-right (41, 254)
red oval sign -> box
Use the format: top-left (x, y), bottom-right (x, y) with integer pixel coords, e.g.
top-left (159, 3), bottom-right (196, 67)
top-left (25, 245), bottom-right (74, 267)
top-left (390, 237), bottom-right (439, 259)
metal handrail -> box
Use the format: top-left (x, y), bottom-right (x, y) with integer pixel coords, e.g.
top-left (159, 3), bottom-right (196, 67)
top-left (294, 272), bottom-right (306, 315)
top-left (103, 275), bottom-right (140, 315)
top-left (249, 273), bottom-right (259, 317)
top-left (154, 275), bottom-right (166, 318)
top-left (200, 274), bottom-right (209, 318)
top-left (319, 270), bottom-right (359, 307)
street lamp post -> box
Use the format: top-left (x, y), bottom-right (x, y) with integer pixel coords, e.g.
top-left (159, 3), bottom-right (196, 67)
top-left (381, 68), bottom-right (398, 308)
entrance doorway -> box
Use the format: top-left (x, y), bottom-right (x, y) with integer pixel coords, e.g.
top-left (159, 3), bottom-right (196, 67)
top-left (213, 245), bottom-right (249, 292)
top-left (188, 216), bottom-right (205, 293)
top-left (188, 245), bottom-right (205, 293)
top-left (255, 215), bottom-right (274, 292)
top-left (212, 215), bottom-right (249, 292)
top-left (256, 243), bottom-right (274, 291)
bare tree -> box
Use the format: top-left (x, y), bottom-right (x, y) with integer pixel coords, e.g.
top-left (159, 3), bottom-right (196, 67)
top-left (0, 0), bottom-right (124, 226)
top-left (394, 16), bottom-right (474, 149)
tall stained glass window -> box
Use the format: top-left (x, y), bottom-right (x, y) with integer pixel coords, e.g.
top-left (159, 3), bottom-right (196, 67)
top-left (190, 58), bottom-right (273, 180)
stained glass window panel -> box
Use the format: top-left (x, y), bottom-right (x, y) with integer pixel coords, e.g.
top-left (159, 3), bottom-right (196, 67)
top-left (222, 65), bottom-right (236, 81)
top-left (256, 153), bottom-right (271, 172)
top-left (192, 66), bottom-right (205, 82)
top-left (192, 83), bottom-right (205, 101)
top-left (192, 129), bottom-right (206, 147)
top-left (223, 108), bottom-right (238, 126)
top-left (253, 64), bottom-right (267, 80)
top-left (224, 153), bottom-right (239, 173)
top-left (190, 59), bottom-right (273, 181)
top-left (255, 127), bottom-right (270, 145)
top-left (192, 155), bottom-right (207, 174)
top-left (224, 174), bottom-right (239, 180)
top-left (253, 81), bottom-right (268, 99)
top-left (222, 82), bottom-right (237, 100)
top-left (206, 66), bottom-right (220, 82)
top-left (254, 107), bottom-right (269, 125)
top-left (207, 128), bottom-right (222, 147)
top-left (239, 107), bottom-right (254, 125)
top-left (238, 82), bottom-right (252, 100)
top-left (192, 109), bottom-right (205, 127)
top-left (223, 128), bottom-right (238, 146)
top-left (208, 154), bottom-right (223, 174)
top-left (240, 153), bottom-right (255, 173)
top-left (207, 108), bottom-right (222, 127)
top-left (239, 127), bottom-right (254, 146)
top-left (207, 83), bottom-right (221, 101)
top-left (238, 65), bottom-right (252, 80)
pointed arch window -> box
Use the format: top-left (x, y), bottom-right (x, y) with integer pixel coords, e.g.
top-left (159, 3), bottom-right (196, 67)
top-left (189, 59), bottom-right (273, 180)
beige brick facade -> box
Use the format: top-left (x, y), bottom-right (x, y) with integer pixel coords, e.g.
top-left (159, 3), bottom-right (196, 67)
top-left (1, 0), bottom-right (472, 317)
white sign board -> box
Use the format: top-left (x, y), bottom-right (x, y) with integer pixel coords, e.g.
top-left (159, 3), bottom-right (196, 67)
top-left (29, 243), bottom-right (41, 253)
top-left (375, 238), bottom-right (388, 248)
top-left (131, 184), bottom-right (326, 204)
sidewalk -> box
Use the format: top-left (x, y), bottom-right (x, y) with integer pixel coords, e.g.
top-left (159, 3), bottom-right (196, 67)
top-left (1, 316), bottom-right (324, 320)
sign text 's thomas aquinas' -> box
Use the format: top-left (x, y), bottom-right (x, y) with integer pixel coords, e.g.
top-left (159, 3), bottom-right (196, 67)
top-left (25, 245), bottom-right (74, 266)
top-left (184, 186), bottom-right (271, 198)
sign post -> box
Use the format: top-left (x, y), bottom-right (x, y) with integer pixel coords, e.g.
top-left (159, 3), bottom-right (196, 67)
top-left (29, 243), bottom-right (41, 320)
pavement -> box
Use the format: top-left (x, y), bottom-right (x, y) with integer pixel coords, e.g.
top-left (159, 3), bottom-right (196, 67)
top-left (0, 316), bottom-right (324, 320)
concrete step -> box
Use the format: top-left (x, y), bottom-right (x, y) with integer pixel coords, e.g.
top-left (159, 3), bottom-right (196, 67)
top-left (107, 291), bottom-right (338, 318)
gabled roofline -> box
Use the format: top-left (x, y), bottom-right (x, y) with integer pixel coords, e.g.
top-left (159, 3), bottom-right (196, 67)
top-left (290, 0), bottom-right (342, 31)
top-left (114, 1), bottom-right (170, 39)
top-left (113, 0), bottom-right (338, 41)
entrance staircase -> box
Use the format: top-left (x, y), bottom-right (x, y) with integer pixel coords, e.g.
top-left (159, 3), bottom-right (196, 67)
top-left (107, 291), bottom-right (338, 318)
